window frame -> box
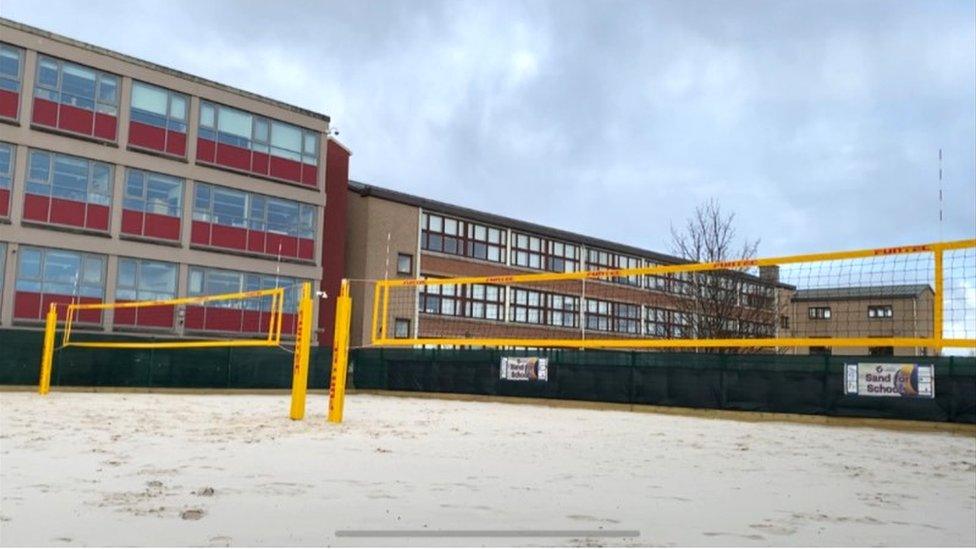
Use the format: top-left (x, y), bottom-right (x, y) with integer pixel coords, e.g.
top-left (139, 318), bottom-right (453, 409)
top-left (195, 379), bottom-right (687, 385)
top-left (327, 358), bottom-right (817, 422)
top-left (34, 54), bottom-right (119, 116)
top-left (420, 212), bottom-right (507, 264)
top-left (25, 148), bottom-right (113, 206)
top-left (123, 168), bottom-right (183, 217)
top-left (586, 248), bottom-right (642, 287)
top-left (394, 318), bottom-right (412, 339)
top-left (188, 266), bottom-right (302, 312)
top-left (129, 80), bottom-right (189, 133)
top-left (198, 100), bottom-right (319, 166)
top-left (0, 141), bottom-right (13, 191)
top-left (396, 253), bottom-right (413, 275)
top-left (511, 232), bottom-right (581, 273)
top-left (808, 306), bottom-right (831, 320)
top-left (0, 42), bottom-right (24, 94)
top-left (15, 246), bottom-right (106, 299)
top-left (193, 181), bottom-right (316, 239)
top-left (867, 305), bottom-right (893, 319)
top-left (115, 257), bottom-right (178, 302)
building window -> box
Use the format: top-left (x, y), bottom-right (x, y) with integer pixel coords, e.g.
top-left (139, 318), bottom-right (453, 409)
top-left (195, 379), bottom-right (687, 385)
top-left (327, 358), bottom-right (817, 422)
top-left (868, 305), bottom-right (893, 319)
top-left (511, 232), bottom-right (582, 273)
top-left (808, 306), bottom-right (831, 320)
top-left (116, 258), bottom-right (177, 301)
top-left (186, 267), bottom-right (304, 333)
top-left (420, 213), bottom-right (507, 264)
top-left (780, 315), bottom-right (790, 329)
top-left (585, 298), bottom-right (640, 334)
top-left (510, 288), bottom-right (579, 328)
top-left (0, 43), bottom-right (23, 120)
top-left (868, 346), bottom-right (894, 356)
top-left (419, 279), bottom-right (504, 321)
top-left (193, 182), bottom-right (316, 238)
top-left (26, 149), bottom-right (112, 206)
top-left (0, 141), bottom-right (12, 218)
top-left (394, 318), bottom-right (411, 339)
top-left (23, 149), bottom-right (113, 232)
top-left (130, 81), bottom-right (188, 133)
top-left (197, 100), bottom-right (319, 186)
top-left (396, 253), bottom-right (413, 275)
top-left (199, 101), bottom-right (318, 165)
top-left (13, 246), bottom-right (106, 322)
top-left (645, 307), bottom-right (691, 338)
top-left (192, 182), bottom-right (316, 260)
top-left (0, 43), bottom-right (22, 92)
top-left (115, 257), bottom-right (178, 329)
top-left (741, 282), bottom-right (774, 309)
top-left (586, 249), bottom-right (641, 287)
top-left (124, 169), bottom-right (182, 217)
top-left (32, 55), bottom-right (119, 140)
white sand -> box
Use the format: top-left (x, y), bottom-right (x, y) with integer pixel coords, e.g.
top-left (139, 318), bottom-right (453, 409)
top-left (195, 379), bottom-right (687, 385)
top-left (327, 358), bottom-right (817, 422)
top-left (1, 391), bottom-right (974, 547)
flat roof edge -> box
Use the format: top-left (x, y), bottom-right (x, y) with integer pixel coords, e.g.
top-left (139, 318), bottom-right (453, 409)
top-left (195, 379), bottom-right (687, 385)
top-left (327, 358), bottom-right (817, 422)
top-left (0, 17), bottom-right (330, 124)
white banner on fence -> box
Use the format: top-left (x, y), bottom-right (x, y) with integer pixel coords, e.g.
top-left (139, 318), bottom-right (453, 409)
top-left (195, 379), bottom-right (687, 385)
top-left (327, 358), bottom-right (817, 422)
top-left (500, 357), bottom-right (549, 381)
top-left (844, 363), bottom-right (934, 398)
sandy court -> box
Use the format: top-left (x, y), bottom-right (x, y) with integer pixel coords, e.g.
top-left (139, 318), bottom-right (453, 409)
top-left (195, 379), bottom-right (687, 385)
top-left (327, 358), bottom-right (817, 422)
top-left (1, 391), bottom-right (974, 547)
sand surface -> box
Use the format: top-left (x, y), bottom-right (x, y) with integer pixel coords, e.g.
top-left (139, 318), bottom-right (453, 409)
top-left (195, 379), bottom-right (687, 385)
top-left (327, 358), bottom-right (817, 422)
top-left (1, 391), bottom-right (974, 547)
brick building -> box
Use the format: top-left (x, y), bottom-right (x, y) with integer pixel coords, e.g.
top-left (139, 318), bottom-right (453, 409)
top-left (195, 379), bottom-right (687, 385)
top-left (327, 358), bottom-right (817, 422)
top-left (0, 19), bottom-right (350, 344)
top-left (344, 181), bottom-right (794, 348)
top-left (785, 284), bottom-right (935, 356)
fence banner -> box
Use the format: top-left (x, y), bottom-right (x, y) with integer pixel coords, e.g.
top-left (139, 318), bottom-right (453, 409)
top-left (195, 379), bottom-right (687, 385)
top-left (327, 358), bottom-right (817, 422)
top-left (845, 363), bottom-right (935, 398)
top-left (500, 357), bottom-right (549, 381)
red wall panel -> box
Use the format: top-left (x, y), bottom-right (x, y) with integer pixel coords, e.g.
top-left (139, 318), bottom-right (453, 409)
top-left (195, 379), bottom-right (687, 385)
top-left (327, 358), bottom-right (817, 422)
top-left (251, 151), bottom-right (270, 176)
top-left (0, 89), bottom-right (19, 120)
top-left (247, 230), bottom-right (265, 254)
top-left (298, 238), bottom-right (314, 261)
top-left (185, 305), bottom-right (205, 330)
top-left (191, 220), bottom-right (211, 245)
top-left (114, 303), bottom-right (174, 329)
top-left (144, 213), bottom-right (181, 241)
top-left (31, 98), bottom-right (58, 127)
top-left (121, 209), bottom-right (143, 235)
top-left (319, 139), bottom-right (351, 344)
top-left (23, 194), bottom-right (50, 222)
top-left (197, 138), bottom-right (216, 163)
top-left (129, 121), bottom-right (166, 152)
top-left (269, 156), bottom-right (301, 183)
top-left (165, 131), bottom-right (187, 157)
top-left (13, 291), bottom-right (42, 320)
top-left (216, 143), bottom-right (250, 171)
top-left (86, 204), bottom-right (110, 231)
top-left (211, 225), bottom-right (247, 250)
top-left (93, 113), bottom-right (117, 141)
top-left (50, 198), bottom-right (86, 227)
top-left (59, 104), bottom-right (94, 136)
top-left (301, 163), bottom-right (318, 187)
top-left (204, 307), bottom-right (244, 332)
top-left (0, 188), bottom-right (9, 218)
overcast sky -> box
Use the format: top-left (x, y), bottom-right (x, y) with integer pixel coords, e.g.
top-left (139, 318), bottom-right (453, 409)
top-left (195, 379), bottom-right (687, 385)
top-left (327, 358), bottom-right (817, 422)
top-left (3, 0), bottom-right (974, 256)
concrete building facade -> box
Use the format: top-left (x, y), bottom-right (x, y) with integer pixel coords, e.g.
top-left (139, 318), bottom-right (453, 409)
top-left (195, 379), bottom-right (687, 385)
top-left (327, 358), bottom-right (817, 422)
top-left (0, 19), bottom-right (350, 344)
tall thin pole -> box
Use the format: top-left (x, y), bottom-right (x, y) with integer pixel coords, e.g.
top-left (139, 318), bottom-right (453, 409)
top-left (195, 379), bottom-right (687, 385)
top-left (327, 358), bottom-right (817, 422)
top-left (938, 148), bottom-right (943, 242)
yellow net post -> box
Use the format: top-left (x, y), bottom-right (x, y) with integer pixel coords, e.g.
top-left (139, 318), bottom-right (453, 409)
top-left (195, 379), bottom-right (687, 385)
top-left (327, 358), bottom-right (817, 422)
top-left (38, 303), bottom-right (57, 395)
top-left (328, 279), bottom-right (352, 423)
top-left (289, 283), bottom-right (313, 420)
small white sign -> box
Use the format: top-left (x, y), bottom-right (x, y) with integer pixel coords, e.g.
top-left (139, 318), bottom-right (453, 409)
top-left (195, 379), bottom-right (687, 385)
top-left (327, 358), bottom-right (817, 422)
top-left (844, 363), bottom-right (935, 398)
top-left (500, 357), bottom-right (549, 381)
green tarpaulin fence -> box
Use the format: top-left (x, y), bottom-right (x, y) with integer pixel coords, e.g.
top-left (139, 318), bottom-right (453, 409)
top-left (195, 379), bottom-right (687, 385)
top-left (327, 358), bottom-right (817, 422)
top-left (1, 329), bottom-right (972, 423)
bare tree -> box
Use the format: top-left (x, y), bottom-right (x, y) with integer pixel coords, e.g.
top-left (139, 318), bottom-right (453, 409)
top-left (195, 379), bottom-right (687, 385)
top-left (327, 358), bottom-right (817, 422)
top-left (669, 198), bottom-right (776, 353)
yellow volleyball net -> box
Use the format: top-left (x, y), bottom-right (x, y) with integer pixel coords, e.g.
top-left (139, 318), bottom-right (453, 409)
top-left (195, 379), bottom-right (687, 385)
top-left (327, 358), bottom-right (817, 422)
top-left (38, 283), bottom-right (316, 421)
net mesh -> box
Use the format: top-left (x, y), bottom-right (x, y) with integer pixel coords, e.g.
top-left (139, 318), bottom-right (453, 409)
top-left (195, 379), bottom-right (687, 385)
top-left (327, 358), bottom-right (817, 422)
top-left (366, 242), bottom-right (975, 354)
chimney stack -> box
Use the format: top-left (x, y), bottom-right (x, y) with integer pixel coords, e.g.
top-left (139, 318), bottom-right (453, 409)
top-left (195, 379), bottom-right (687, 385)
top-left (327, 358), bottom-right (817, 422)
top-left (759, 265), bottom-right (780, 284)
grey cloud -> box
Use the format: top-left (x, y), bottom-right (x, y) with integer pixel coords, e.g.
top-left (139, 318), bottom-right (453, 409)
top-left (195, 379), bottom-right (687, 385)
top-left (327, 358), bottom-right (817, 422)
top-left (3, 0), bottom-right (973, 255)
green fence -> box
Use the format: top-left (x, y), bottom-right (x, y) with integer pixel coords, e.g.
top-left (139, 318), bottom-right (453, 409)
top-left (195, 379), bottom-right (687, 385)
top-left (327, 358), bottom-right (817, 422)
top-left (2, 328), bottom-right (973, 423)
top-left (0, 329), bottom-right (332, 390)
top-left (351, 348), bottom-right (976, 424)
